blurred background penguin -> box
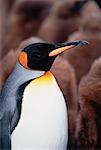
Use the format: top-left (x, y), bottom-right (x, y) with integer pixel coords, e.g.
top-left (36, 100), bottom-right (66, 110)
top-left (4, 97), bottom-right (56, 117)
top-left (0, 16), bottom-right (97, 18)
top-left (0, 0), bottom-right (101, 149)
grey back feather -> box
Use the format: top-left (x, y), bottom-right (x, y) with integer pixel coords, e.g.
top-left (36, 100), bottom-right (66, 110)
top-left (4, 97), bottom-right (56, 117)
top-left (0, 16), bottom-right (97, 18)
top-left (0, 62), bottom-right (44, 127)
top-left (0, 59), bottom-right (44, 149)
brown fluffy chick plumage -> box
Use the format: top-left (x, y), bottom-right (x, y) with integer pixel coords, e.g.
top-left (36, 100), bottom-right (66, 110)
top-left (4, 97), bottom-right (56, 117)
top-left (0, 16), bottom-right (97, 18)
top-left (38, 0), bottom-right (88, 43)
top-left (76, 57), bottom-right (101, 149)
top-left (63, 12), bottom-right (101, 84)
top-left (1, 0), bottom-right (53, 59)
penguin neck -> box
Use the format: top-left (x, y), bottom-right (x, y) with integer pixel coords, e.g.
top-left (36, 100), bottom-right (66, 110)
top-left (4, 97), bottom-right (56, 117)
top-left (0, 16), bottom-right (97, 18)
top-left (12, 62), bottom-right (46, 83)
top-left (1, 62), bottom-right (54, 100)
top-left (13, 62), bottom-right (54, 82)
top-left (31, 71), bottom-right (55, 86)
top-left (2, 62), bottom-right (45, 94)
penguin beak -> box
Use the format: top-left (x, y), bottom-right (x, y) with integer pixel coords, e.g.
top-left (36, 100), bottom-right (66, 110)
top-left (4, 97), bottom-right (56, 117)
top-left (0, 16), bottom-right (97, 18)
top-left (49, 40), bottom-right (89, 57)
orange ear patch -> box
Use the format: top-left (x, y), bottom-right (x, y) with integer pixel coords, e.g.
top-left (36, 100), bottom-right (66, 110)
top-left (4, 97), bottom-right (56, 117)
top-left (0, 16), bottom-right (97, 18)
top-left (19, 51), bottom-right (29, 69)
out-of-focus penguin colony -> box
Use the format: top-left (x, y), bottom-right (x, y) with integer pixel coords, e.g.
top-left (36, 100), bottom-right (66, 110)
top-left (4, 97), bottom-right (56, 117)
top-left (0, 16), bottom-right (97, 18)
top-left (0, 0), bottom-right (101, 149)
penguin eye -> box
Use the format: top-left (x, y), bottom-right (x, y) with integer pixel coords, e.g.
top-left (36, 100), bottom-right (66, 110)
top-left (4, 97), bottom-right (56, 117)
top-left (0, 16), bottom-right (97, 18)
top-left (34, 52), bottom-right (41, 58)
top-left (32, 52), bottom-right (41, 59)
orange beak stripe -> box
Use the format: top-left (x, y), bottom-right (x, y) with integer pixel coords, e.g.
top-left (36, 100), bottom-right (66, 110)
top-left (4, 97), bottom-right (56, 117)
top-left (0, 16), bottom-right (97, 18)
top-left (49, 45), bottom-right (74, 57)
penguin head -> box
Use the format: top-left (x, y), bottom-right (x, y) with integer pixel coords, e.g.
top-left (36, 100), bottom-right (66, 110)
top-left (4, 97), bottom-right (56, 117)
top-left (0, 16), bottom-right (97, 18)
top-left (19, 41), bottom-right (88, 71)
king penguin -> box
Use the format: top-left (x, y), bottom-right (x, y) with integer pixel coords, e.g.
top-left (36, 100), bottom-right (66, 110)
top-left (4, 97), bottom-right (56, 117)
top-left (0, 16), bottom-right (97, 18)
top-left (0, 40), bottom-right (88, 150)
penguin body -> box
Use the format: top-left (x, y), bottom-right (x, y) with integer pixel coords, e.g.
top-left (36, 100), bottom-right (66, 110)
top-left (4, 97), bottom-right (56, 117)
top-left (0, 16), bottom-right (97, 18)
top-left (0, 41), bottom-right (88, 150)
top-left (12, 71), bottom-right (68, 150)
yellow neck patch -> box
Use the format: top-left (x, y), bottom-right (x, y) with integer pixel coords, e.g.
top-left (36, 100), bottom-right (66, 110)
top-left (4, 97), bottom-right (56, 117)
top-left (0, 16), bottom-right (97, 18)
top-left (31, 71), bottom-right (55, 86)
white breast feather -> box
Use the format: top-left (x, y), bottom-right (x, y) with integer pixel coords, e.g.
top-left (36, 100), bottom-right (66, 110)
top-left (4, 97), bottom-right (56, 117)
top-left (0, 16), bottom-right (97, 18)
top-left (12, 73), bottom-right (68, 150)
